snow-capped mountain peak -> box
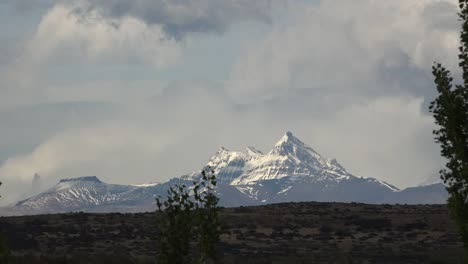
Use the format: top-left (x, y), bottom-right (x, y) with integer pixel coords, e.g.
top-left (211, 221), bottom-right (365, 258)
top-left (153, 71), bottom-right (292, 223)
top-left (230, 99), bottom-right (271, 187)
top-left (273, 131), bottom-right (302, 147)
top-left (274, 131), bottom-right (294, 145)
top-left (199, 131), bottom-right (355, 185)
top-left (270, 132), bottom-right (322, 159)
top-left (271, 131), bottom-right (313, 153)
top-left (268, 132), bottom-right (345, 172)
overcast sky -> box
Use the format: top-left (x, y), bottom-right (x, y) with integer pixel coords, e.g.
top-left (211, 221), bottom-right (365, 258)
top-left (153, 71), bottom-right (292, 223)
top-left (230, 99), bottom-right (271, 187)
top-left (0, 0), bottom-right (460, 204)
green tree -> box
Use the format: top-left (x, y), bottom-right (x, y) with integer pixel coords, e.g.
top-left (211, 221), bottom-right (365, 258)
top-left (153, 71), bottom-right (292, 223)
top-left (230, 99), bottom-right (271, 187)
top-left (192, 169), bottom-right (221, 263)
top-left (155, 180), bottom-right (194, 264)
top-left (155, 167), bottom-right (221, 264)
top-left (430, 0), bottom-right (468, 254)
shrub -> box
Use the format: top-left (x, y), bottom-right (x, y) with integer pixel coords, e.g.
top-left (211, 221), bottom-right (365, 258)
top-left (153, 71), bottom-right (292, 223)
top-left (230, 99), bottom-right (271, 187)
top-left (155, 167), bottom-right (222, 263)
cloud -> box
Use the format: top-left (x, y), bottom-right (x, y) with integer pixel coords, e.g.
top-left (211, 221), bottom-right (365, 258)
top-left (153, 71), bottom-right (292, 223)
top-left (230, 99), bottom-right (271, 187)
top-left (1, 0), bottom-right (271, 107)
top-left (0, 120), bottom-right (175, 200)
top-left (303, 96), bottom-right (443, 188)
top-left (0, 80), bottom-right (252, 183)
top-left (0, 1), bottom-right (183, 107)
top-left (0, 101), bottom-right (121, 160)
top-left (81, 0), bottom-right (272, 39)
top-left (2, 0), bottom-right (272, 39)
top-left (32, 3), bottom-right (182, 66)
top-left (227, 0), bottom-right (460, 103)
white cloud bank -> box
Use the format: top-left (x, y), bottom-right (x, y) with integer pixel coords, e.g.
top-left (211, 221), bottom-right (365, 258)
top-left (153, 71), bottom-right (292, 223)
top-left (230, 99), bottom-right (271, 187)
top-left (1, 1), bottom-right (182, 107)
top-left (228, 0), bottom-right (459, 102)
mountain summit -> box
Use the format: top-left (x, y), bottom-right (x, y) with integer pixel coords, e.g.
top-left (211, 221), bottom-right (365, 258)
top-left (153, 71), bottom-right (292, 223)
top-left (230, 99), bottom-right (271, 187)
top-left (270, 131), bottom-right (320, 156)
top-left (202, 131), bottom-right (358, 186)
top-left (273, 131), bottom-right (307, 148)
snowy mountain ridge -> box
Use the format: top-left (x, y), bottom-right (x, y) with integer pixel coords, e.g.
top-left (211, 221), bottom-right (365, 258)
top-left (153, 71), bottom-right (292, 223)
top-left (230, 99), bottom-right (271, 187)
top-left (5, 131), bottom-right (446, 215)
top-left (198, 131), bottom-right (398, 191)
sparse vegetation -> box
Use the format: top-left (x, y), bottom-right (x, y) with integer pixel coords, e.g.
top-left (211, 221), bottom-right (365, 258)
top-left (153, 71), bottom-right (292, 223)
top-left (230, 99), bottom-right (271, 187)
top-left (429, 0), bottom-right (468, 256)
top-left (155, 167), bottom-right (221, 263)
top-left (0, 202), bottom-right (463, 263)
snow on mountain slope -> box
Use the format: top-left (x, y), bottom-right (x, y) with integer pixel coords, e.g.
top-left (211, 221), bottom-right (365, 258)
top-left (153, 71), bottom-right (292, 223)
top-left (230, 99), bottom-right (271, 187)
top-left (200, 131), bottom-right (398, 192)
top-left (15, 176), bottom-right (159, 213)
top-left (131, 182), bottom-right (160, 187)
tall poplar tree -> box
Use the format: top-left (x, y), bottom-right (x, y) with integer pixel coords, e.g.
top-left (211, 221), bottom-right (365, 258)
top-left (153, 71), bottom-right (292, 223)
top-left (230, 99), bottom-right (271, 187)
top-left (430, 0), bottom-right (468, 253)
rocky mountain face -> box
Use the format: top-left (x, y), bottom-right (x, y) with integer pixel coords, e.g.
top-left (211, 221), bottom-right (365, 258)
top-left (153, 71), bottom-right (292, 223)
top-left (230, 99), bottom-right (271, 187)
top-left (6, 132), bottom-right (448, 215)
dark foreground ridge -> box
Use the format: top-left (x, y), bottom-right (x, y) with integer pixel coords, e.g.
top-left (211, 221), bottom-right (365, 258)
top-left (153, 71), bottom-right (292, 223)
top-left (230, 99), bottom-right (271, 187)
top-left (0, 202), bottom-right (463, 263)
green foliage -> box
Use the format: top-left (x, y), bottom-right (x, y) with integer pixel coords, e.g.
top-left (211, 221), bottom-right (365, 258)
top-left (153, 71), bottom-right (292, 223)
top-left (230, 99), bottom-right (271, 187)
top-left (155, 167), bottom-right (222, 264)
top-left (430, 0), bottom-right (468, 255)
